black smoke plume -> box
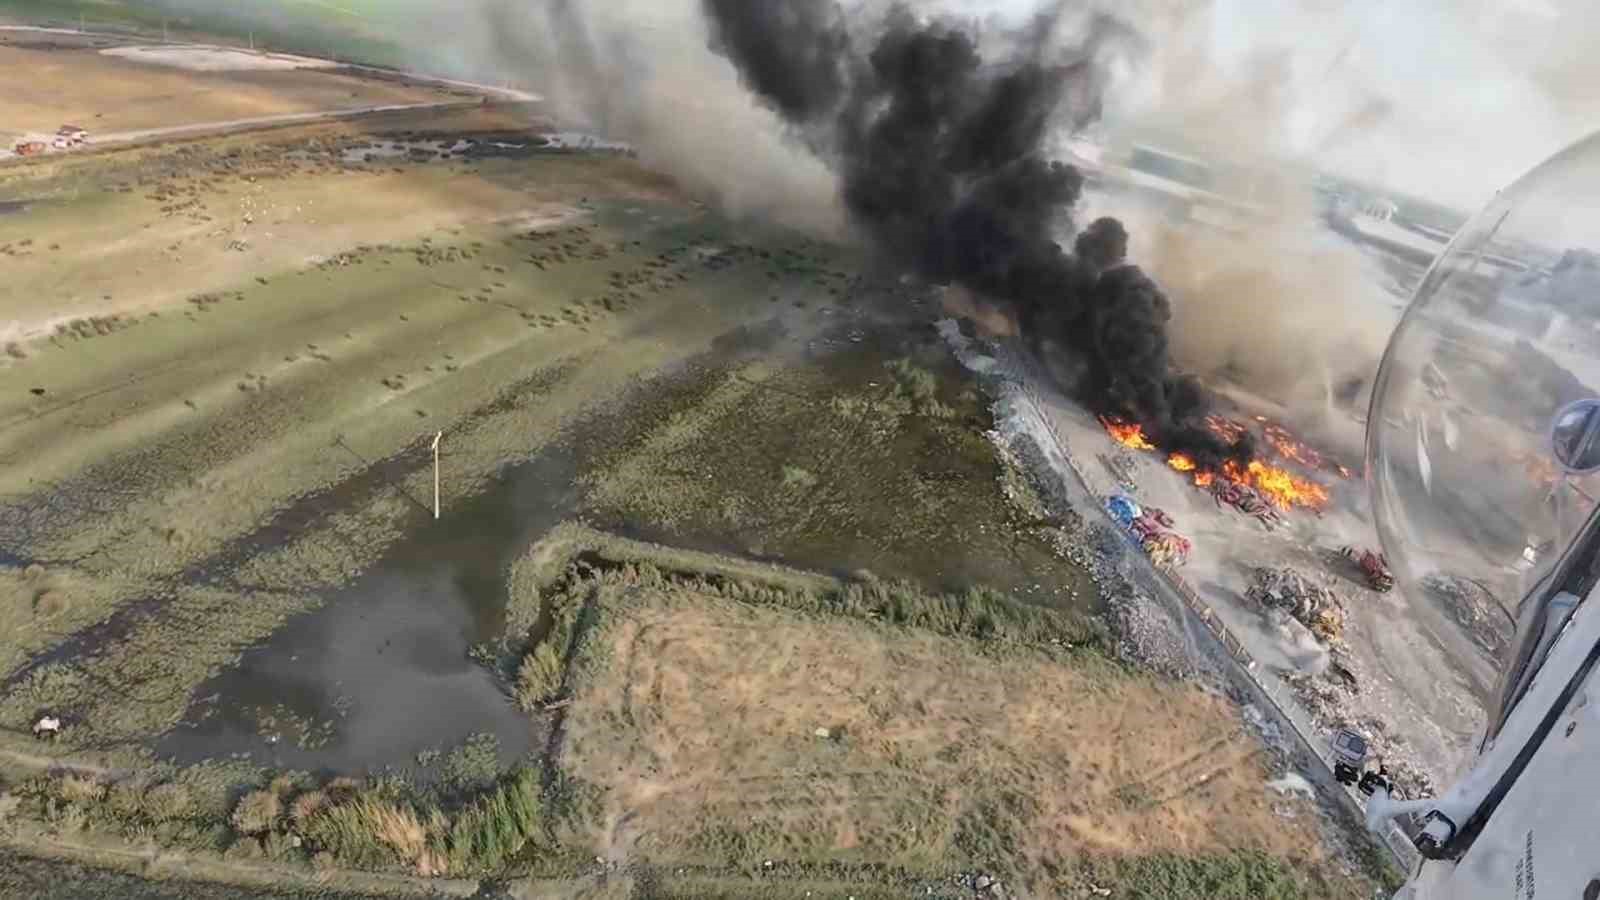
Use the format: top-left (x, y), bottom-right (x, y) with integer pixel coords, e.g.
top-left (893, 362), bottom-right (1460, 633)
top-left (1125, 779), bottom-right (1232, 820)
top-left (701, 1), bottom-right (1250, 466)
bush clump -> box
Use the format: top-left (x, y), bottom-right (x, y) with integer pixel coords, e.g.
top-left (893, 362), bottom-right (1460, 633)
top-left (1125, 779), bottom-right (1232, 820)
top-left (442, 768), bottom-right (546, 872)
top-left (230, 789), bottom-right (280, 836)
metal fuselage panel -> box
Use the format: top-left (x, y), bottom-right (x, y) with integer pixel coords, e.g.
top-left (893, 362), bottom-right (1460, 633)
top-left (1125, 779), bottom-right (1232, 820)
top-left (1411, 660), bottom-right (1600, 899)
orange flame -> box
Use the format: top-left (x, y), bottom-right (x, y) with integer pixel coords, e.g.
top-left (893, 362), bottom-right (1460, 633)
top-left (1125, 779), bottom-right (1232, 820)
top-left (1105, 413), bottom-right (1331, 511)
top-left (1205, 414), bottom-right (1248, 444)
top-left (1233, 459), bottom-right (1331, 511)
top-left (1099, 416), bottom-right (1155, 450)
top-left (1260, 418), bottom-right (1356, 480)
top-left (1263, 422), bottom-right (1325, 468)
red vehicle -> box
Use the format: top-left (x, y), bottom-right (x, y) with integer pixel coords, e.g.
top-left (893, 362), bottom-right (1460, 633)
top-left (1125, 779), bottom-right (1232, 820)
top-left (1341, 545), bottom-right (1395, 592)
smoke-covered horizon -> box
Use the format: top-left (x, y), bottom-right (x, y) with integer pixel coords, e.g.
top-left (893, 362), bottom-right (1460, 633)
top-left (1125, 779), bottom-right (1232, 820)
top-left (96, 0), bottom-right (1590, 446)
top-left (696, 1), bottom-right (1259, 464)
top-left (121, 0), bottom-right (1600, 213)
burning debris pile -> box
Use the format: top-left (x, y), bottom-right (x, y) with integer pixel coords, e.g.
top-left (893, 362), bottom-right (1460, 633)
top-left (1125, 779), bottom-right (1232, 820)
top-left (1102, 413), bottom-right (1342, 517)
top-left (1246, 566), bottom-right (1347, 643)
top-left (699, 1), bottom-right (1255, 464)
top-left (1207, 479), bottom-right (1283, 529)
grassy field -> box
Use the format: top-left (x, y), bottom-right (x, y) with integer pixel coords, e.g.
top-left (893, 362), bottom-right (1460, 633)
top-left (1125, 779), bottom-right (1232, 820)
top-left (0, 530), bottom-right (1392, 897)
top-left (0, 33), bottom-right (1400, 898)
top-left (578, 332), bottom-right (1100, 601)
top-left (0, 91), bottom-right (864, 757)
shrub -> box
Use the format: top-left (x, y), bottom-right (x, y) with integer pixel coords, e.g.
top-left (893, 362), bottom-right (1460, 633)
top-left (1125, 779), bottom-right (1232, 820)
top-left (302, 795), bottom-right (428, 871)
top-left (887, 358), bottom-right (954, 419)
top-left (325, 776), bottom-right (362, 801)
top-left (780, 465), bottom-right (818, 490)
top-left (143, 783), bottom-right (193, 822)
top-left (58, 774), bottom-right (106, 805)
top-left (230, 790), bottom-right (280, 836)
top-left (223, 836), bottom-right (266, 861)
top-left (515, 643), bottom-right (564, 709)
top-left (290, 790), bottom-right (327, 825)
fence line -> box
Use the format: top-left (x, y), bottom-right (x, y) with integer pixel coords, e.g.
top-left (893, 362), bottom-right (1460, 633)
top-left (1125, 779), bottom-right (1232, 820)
top-left (1004, 368), bottom-right (1419, 870)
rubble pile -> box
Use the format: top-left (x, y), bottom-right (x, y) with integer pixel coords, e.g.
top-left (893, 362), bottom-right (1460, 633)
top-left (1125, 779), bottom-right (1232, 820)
top-left (1209, 479), bottom-right (1283, 529)
top-left (1098, 451), bottom-right (1138, 491)
top-left (1284, 665), bottom-right (1437, 801)
top-left (1423, 574), bottom-right (1515, 660)
top-left (1246, 567), bottom-right (1346, 643)
top-left (1000, 434), bottom-right (1200, 679)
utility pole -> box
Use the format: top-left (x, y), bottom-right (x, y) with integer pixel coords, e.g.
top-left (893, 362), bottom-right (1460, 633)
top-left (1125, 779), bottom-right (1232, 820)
top-left (431, 431), bottom-right (443, 519)
top-left (249, 31), bottom-right (255, 52)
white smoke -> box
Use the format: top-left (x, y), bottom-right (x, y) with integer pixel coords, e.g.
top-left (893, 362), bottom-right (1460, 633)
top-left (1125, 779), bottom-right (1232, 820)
top-left (130, 0), bottom-right (1598, 426)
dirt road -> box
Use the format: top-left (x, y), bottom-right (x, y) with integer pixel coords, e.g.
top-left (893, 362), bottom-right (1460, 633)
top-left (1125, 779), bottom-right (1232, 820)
top-left (86, 99), bottom-right (481, 147)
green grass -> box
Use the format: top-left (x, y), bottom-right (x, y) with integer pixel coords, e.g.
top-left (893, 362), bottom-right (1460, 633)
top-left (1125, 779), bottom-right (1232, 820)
top-left (514, 642), bottom-right (565, 709)
top-left (440, 732), bottom-right (500, 795)
top-left (297, 791), bottom-right (433, 871)
top-left (886, 357), bottom-right (955, 419)
top-left (440, 768), bottom-right (545, 873)
top-left (578, 556), bottom-right (1106, 651)
top-left (1078, 851), bottom-right (1317, 900)
top-left (14, 770), bottom-right (232, 852)
top-left (576, 335), bottom-right (1101, 607)
top-left (512, 577), bottom-right (592, 710)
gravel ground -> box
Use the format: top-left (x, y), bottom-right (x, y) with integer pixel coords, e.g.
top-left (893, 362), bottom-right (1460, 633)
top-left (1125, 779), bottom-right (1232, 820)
top-left (943, 319), bottom-right (1420, 874)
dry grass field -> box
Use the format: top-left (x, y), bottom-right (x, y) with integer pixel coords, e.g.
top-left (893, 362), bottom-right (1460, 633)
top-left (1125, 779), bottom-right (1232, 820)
top-left (509, 533), bottom-right (1392, 899)
top-left (0, 35), bottom-right (465, 139)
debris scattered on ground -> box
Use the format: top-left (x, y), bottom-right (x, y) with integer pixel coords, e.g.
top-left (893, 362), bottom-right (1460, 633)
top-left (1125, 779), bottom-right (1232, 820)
top-left (999, 434), bottom-right (1198, 678)
top-left (1267, 771), bottom-right (1316, 798)
top-left (1246, 567), bottom-right (1346, 642)
top-left (1098, 451), bottom-right (1138, 491)
top-left (1209, 478), bottom-right (1283, 529)
top-left (1284, 671), bottom-right (1436, 801)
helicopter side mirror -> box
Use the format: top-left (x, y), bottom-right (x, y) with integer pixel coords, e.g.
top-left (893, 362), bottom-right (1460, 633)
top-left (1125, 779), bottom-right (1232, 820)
top-left (1551, 398), bottom-right (1600, 474)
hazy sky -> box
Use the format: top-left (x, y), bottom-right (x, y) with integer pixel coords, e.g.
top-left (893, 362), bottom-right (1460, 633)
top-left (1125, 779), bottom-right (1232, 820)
top-left (1134, 0), bottom-right (1599, 211)
top-left (227, 0), bottom-right (1600, 213)
top-left (920, 0), bottom-right (1600, 211)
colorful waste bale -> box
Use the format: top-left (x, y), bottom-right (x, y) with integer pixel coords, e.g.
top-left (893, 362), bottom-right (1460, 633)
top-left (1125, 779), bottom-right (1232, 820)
top-left (1105, 494), bottom-right (1192, 566)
